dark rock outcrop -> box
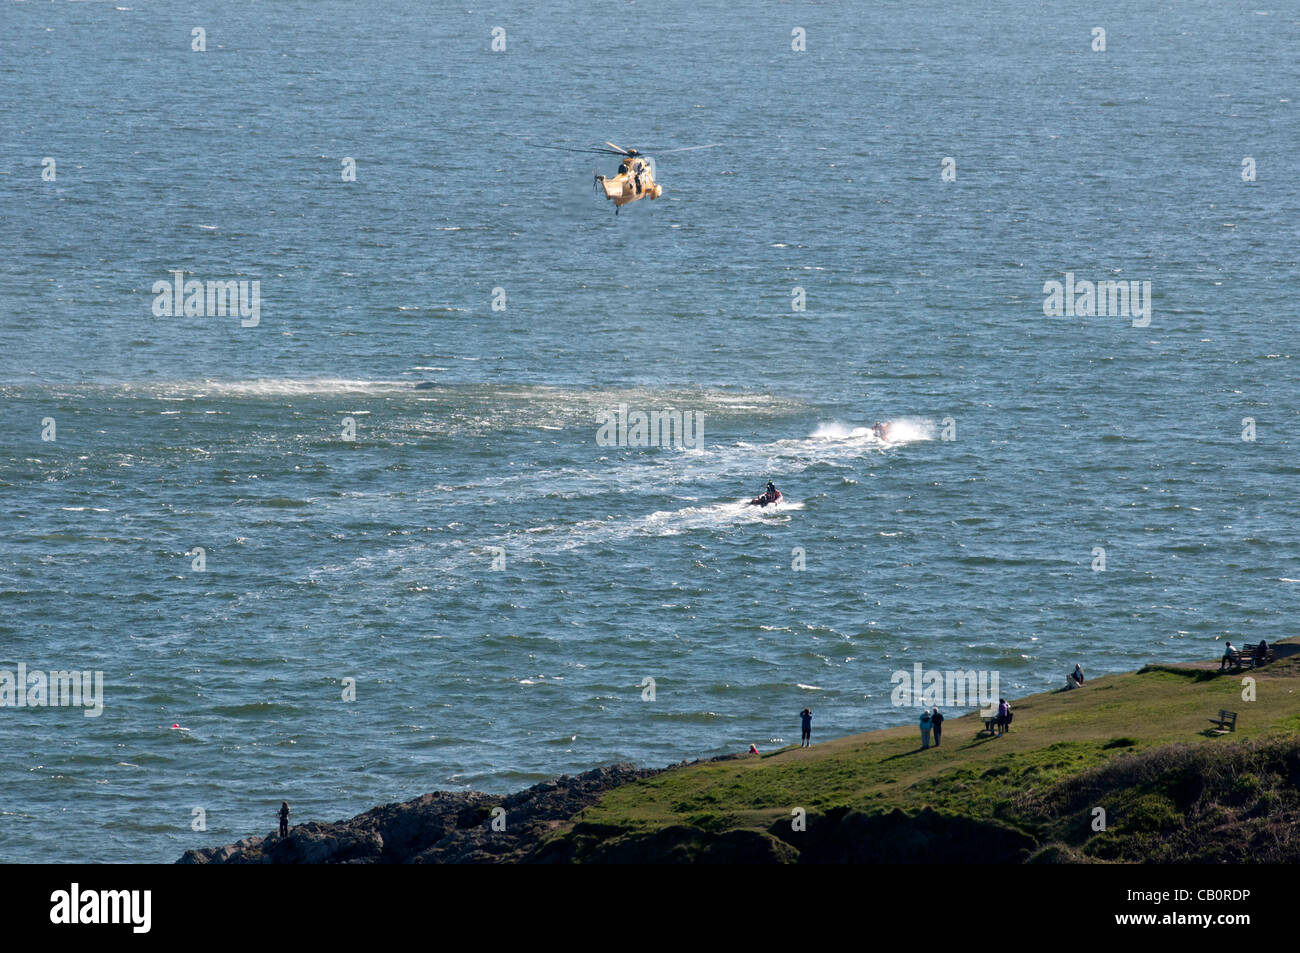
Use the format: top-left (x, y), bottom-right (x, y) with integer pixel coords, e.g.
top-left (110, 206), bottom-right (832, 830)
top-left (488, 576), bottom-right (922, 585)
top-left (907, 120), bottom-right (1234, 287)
top-left (543, 807), bottom-right (1035, 864)
top-left (540, 824), bottom-right (800, 864)
top-left (770, 806), bottom-right (1037, 864)
top-left (178, 763), bottom-right (659, 864)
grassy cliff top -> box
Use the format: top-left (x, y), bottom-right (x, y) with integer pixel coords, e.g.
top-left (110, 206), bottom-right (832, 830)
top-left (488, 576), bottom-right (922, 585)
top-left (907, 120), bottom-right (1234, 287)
top-left (541, 641), bottom-right (1300, 862)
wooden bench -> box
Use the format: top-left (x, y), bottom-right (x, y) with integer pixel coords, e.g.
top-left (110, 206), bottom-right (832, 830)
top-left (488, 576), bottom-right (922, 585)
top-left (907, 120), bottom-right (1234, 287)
top-left (1241, 643), bottom-right (1274, 667)
top-left (981, 711), bottom-right (1013, 734)
top-left (1220, 649), bottom-right (1254, 671)
top-left (1208, 709), bottom-right (1237, 733)
top-left (1222, 643), bottom-right (1274, 671)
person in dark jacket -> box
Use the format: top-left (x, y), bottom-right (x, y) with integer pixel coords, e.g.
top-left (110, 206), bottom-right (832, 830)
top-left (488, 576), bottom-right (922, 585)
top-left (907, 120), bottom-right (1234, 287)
top-left (1220, 641), bottom-right (1240, 671)
top-left (278, 801), bottom-right (290, 838)
top-left (931, 707), bottom-right (944, 746)
top-left (800, 707), bottom-right (813, 747)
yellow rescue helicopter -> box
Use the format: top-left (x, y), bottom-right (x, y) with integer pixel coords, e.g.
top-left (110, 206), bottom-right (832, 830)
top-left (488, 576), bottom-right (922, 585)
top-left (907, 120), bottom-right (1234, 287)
top-left (595, 143), bottom-right (661, 211)
top-left (537, 141), bottom-right (722, 214)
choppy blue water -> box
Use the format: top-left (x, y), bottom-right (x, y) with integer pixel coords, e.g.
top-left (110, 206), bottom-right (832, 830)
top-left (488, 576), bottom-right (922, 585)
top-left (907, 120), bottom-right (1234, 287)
top-left (1, 0), bottom-right (1297, 862)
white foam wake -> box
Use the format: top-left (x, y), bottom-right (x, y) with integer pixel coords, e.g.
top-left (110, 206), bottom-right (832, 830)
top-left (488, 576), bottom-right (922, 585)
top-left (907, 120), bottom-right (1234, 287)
top-left (810, 417), bottom-right (934, 445)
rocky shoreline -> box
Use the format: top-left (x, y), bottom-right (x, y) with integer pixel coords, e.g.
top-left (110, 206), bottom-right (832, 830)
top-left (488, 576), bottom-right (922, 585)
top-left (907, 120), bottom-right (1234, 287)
top-left (180, 642), bottom-right (1300, 864)
top-left (177, 749), bottom-right (1053, 864)
top-left (178, 762), bottom-right (667, 864)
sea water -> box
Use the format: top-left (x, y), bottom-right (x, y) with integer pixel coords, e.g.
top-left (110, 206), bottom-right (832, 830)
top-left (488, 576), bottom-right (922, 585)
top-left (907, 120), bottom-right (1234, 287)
top-left (1, 0), bottom-right (1296, 861)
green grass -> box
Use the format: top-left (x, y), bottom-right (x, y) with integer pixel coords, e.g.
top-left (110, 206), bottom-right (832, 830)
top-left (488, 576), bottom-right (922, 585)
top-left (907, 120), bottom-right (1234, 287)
top-left (542, 645), bottom-right (1300, 862)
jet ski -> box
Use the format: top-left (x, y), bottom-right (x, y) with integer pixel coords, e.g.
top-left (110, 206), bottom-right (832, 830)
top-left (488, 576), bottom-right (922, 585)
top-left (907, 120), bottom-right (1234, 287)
top-left (746, 484), bottom-right (783, 508)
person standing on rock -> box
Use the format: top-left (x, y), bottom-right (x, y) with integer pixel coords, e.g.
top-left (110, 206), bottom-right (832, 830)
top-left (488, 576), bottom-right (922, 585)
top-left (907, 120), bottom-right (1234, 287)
top-left (800, 708), bottom-right (813, 747)
top-left (931, 707), bottom-right (944, 747)
top-left (920, 708), bottom-right (933, 749)
top-left (278, 801), bottom-right (290, 838)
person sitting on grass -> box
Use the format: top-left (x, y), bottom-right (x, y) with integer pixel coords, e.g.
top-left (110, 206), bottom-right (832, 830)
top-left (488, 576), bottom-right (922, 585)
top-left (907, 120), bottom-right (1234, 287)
top-left (1220, 641), bottom-right (1240, 671)
top-left (1071, 663), bottom-right (1085, 686)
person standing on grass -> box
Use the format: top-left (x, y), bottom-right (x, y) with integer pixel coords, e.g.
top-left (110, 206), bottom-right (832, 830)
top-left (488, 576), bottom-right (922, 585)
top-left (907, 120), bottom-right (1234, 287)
top-left (920, 708), bottom-right (933, 749)
top-left (931, 707), bottom-right (944, 747)
top-left (800, 707), bottom-right (813, 747)
top-left (996, 698), bottom-right (1009, 735)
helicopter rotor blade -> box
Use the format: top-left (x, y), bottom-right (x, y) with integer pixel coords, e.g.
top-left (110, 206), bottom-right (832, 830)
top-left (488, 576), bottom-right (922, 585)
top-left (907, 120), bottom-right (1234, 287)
top-left (530, 144), bottom-right (627, 156)
top-left (604, 141), bottom-right (632, 155)
top-left (651, 143), bottom-right (724, 155)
